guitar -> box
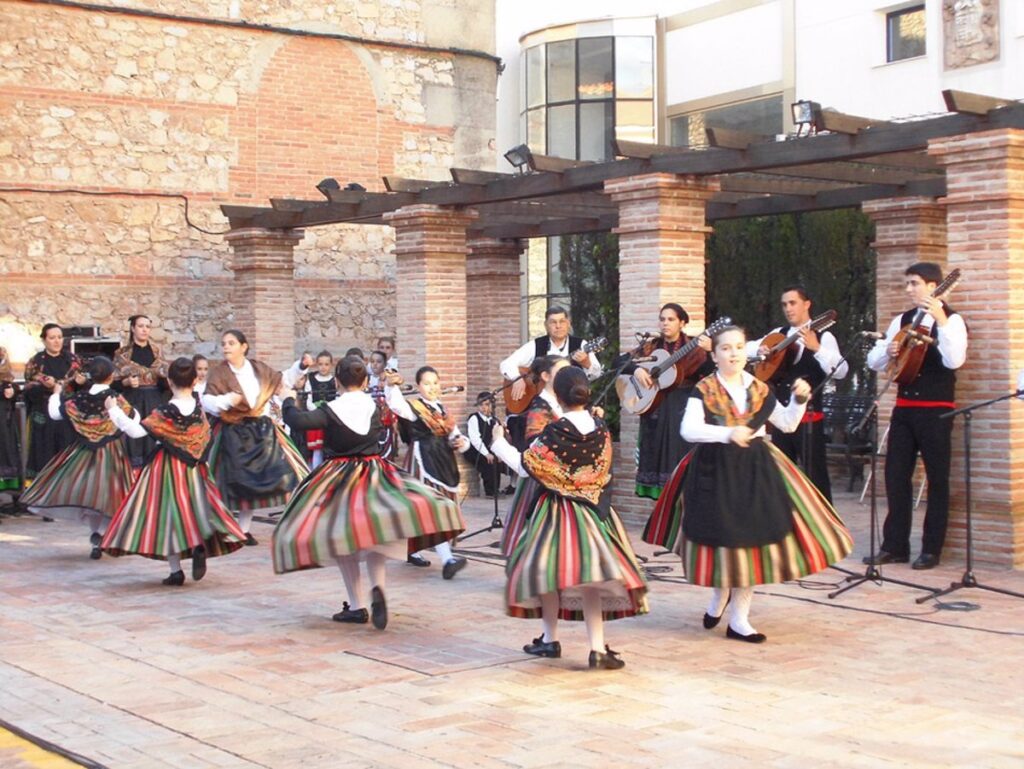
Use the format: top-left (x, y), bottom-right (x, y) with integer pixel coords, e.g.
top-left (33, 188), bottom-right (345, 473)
top-left (617, 317), bottom-right (732, 415)
top-left (504, 337), bottom-right (609, 415)
top-left (886, 268), bottom-right (962, 385)
top-left (751, 310), bottom-right (838, 382)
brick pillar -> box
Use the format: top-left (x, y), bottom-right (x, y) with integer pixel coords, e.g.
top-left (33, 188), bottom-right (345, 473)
top-left (466, 237), bottom-right (524, 400)
top-left (861, 197), bottom-right (948, 488)
top-left (384, 204), bottom-right (477, 431)
top-left (605, 173), bottom-right (719, 524)
top-left (929, 128), bottom-right (1024, 569)
top-left (225, 227), bottom-right (304, 368)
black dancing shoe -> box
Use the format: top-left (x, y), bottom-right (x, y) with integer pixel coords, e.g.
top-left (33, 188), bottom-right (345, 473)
top-left (861, 550), bottom-right (909, 566)
top-left (162, 570), bottom-right (185, 586)
top-left (726, 626), bottom-right (767, 644)
top-left (702, 594), bottom-right (732, 630)
top-left (523, 636), bottom-right (561, 658)
top-left (442, 555), bottom-right (467, 580)
top-left (406, 553), bottom-right (431, 567)
top-left (912, 553), bottom-right (940, 570)
top-left (89, 532), bottom-right (103, 560)
top-left (370, 586), bottom-right (387, 630)
top-left (192, 545), bottom-right (207, 582)
top-left (331, 602), bottom-right (369, 624)
top-left (502, 485), bottom-right (516, 496)
top-left (588, 645), bottom-right (625, 670)
top-left (244, 533), bottom-right (258, 546)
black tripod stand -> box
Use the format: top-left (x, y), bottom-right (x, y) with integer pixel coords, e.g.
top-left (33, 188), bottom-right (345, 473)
top-left (829, 396), bottom-right (939, 599)
top-left (457, 454), bottom-right (504, 545)
top-left (912, 391), bottom-right (1024, 604)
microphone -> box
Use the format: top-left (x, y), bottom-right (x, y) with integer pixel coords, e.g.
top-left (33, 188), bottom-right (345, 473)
top-left (631, 356), bottom-right (658, 364)
top-left (859, 331), bottom-right (885, 339)
top-left (441, 385), bottom-right (465, 394)
top-left (747, 354), bottom-right (766, 364)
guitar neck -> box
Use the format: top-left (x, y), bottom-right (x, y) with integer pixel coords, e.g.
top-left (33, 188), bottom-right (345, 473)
top-left (656, 336), bottom-right (702, 371)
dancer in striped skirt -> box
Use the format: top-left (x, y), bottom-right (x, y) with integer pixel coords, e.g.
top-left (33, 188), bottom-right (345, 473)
top-left (272, 356), bottom-right (465, 629)
top-left (643, 326), bottom-right (853, 643)
top-left (20, 356), bottom-right (137, 560)
top-left (101, 357), bottom-right (246, 585)
top-left (499, 354), bottom-right (569, 557)
top-left (491, 366), bottom-right (648, 671)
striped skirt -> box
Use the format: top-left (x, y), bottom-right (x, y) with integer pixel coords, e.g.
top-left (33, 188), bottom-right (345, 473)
top-left (272, 456), bottom-right (465, 574)
top-left (21, 439), bottom-right (135, 521)
top-left (101, 450), bottom-right (246, 560)
top-left (505, 492), bottom-right (649, 621)
top-left (646, 443), bottom-right (853, 588)
top-left (207, 420), bottom-right (309, 512)
top-left (498, 475), bottom-right (538, 557)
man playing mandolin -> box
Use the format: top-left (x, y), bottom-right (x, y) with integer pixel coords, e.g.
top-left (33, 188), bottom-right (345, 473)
top-left (747, 286), bottom-right (847, 503)
top-left (864, 262), bottom-right (967, 571)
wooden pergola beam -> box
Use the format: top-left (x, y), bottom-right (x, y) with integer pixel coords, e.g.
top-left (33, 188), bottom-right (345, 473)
top-left (450, 168), bottom-right (513, 185)
top-left (942, 89), bottom-right (1017, 116)
top-left (383, 176), bottom-right (453, 193)
top-left (816, 108), bottom-right (888, 135)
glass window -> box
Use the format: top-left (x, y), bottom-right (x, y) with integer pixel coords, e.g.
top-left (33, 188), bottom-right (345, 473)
top-left (580, 101), bottom-right (615, 161)
top-left (670, 95), bottom-right (783, 147)
top-left (547, 104), bottom-right (576, 159)
top-left (548, 236), bottom-right (565, 296)
top-left (547, 40), bottom-right (576, 103)
top-left (578, 38), bottom-right (613, 101)
top-left (615, 101), bottom-right (654, 145)
top-left (615, 37), bottom-right (654, 99)
top-left (526, 45), bottom-right (546, 108)
top-left (887, 5), bottom-right (925, 62)
top-left (526, 108), bottom-right (546, 155)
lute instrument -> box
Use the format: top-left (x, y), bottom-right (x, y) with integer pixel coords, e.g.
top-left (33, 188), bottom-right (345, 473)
top-left (886, 268), bottom-right (962, 386)
top-left (751, 310), bottom-right (838, 382)
top-left (504, 337), bottom-right (608, 415)
top-left (616, 317), bottom-right (732, 415)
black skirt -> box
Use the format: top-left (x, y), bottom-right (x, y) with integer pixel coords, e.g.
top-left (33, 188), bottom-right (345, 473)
top-left (0, 399), bottom-right (21, 490)
top-left (122, 385), bottom-right (169, 467)
top-left (636, 386), bottom-right (695, 499)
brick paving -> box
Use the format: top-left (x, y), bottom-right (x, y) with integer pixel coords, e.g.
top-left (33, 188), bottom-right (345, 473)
top-left (1, 490), bottom-right (1023, 769)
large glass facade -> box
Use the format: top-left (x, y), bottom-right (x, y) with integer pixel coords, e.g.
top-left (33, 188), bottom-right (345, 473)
top-left (521, 36), bottom-right (655, 162)
top-left (669, 94), bottom-right (784, 148)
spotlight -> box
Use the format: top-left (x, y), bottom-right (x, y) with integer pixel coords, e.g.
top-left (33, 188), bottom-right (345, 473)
top-left (343, 182), bottom-right (367, 192)
top-left (503, 144), bottom-right (533, 174)
top-left (790, 100), bottom-right (822, 136)
top-left (316, 177), bottom-right (341, 199)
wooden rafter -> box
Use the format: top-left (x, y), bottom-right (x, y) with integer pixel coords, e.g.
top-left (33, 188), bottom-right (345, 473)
top-left (942, 89), bottom-right (1018, 116)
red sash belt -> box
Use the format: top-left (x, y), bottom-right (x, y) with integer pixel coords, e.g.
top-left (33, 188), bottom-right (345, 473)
top-left (895, 398), bottom-right (956, 409)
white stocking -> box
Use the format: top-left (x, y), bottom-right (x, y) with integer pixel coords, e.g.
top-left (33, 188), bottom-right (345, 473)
top-left (582, 588), bottom-right (605, 652)
top-left (706, 587), bottom-right (729, 618)
top-left (335, 555), bottom-right (365, 610)
top-left (85, 512), bottom-right (105, 536)
top-left (540, 592), bottom-right (560, 643)
top-left (434, 540), bottom-right (454, 563)
top-left (366, 552), bottom-right (387, 591)
top-left (237, 510), bottom-right (253, 533)
top-left (728, 587), bottom-right (757, 636)
top-left (168, 554), bottom-right (182, 575)
top-left (311, 449), bottom-right (323, 469)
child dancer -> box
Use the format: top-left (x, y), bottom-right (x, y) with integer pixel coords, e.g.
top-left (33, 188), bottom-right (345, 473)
top-left (101, 357), bottom-right (247, 585)
top-left (643, 326), bottom-right (853, 643)
top-left (303, 350), bottom-right (338, 469)
top-left (272, 356), bottom-right (465, 627)
top-left (389, 366), bottom-right (469, 578)
top-left (491, 366), bottom-right (648, 670)
top-left (20, 356), bottom-right (137, 559)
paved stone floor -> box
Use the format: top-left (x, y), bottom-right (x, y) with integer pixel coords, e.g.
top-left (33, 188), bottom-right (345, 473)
top-left (1, 490), bottom-right (1023, 769)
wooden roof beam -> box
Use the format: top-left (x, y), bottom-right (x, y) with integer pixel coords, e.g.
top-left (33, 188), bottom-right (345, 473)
top-left (450, 168), bottom-right (513, 185)
top-left (816, 108), bottom-right (888, 135)
top-left (383, 176), bottom-right (453, 193)
top-left (706, 126), bottom-right (774, 150)
top-left (528, 154), bottom-right (595, 173)
top-left (942, 89), bottom-right (1018, 116)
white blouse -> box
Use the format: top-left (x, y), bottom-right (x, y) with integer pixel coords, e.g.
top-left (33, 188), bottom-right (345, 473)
top-left (681, 371), bottom-right (807, 444)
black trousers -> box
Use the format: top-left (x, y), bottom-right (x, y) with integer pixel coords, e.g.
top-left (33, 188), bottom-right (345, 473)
top-left (770, 418), bottom-right (832, 504)
top-left (882, 406), bottom-right (953, 558)
top-left (475, 457), bottom-right (508, 496)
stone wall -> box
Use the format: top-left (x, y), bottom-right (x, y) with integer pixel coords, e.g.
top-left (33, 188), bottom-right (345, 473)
top-left (0, 0), bottom-right (496, 367)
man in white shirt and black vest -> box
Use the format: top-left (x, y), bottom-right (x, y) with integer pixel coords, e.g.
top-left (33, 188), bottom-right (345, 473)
top-left (500, 306), bottom-right (602, 400)
top-left (465, 392), bottom-right (512, 497)
top-left (864, 262), bottom-right (968, 570)
top-left (748, 285), bottom-right (847, 503)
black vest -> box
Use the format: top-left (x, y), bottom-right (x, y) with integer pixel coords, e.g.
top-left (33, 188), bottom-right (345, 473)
top-left (468, 413), bottom-right (495, 448)
top-left (309, 375), bottom-right (338, 406)
top-left (773, 326), bottom-right (826, 410)
top-left (896, 306), bottom-right (959, 403)
top-left (533, 336), bottom-right (584, 369)
top-left (321, 406), bottom-right (383, 459)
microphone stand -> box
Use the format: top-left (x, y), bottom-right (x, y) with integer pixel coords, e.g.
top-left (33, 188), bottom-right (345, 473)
top-left (455, 403), bottom-right (505, 546)
top-left (913, 390), bottom-right (1024, 604)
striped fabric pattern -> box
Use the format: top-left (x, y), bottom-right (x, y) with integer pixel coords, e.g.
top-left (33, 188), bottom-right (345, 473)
top-left (21, 440), bottom-right (135, 520)
top-left (101, 450), bottom-right (245, 560)
top-left (498, 476), bottom-right (539, 557)
top-left (641, 451), bottom-right (693, 551)
top-left (207, 421), bottom-right (309, 511)
top-left (680, 443), bottom-right (853, 588)
top-left (505, 492), bottom-right (648, 621)
top-left (272, 456), bottom-right (465, 574)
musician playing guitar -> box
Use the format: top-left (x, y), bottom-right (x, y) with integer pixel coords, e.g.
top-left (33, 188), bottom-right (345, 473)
top-left (623, 303), bottom-right (714, 500)
top-left (746, 285), bottom-right (847, 503)
top-left (864, 262), bottom-right (967, 571)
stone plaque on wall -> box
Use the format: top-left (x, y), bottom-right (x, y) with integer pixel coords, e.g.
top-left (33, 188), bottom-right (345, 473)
top-left (943, 0), bottom-right (1000, 69)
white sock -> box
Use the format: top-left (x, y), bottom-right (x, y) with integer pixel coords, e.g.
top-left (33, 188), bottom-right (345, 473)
top-left (582, 588), bottom-right (605, 652)
top-left (85, 512), bottom-right (104, 536)
top-left (706, 587), bottom-right (729, 618)
top-left (335, 555), bottom-right (365, 610)
top-left (728, 587), bottom-right (757, 636)
top-left (434, 540), bottom-right (454, 563)
top-left (540, 592), bottom-right (560, 643)
top-left (237, 511), bottom-right (253, 533)
top-left (168, 554), bottom-right (182, 574)
top-left (366, 552), bottom-right (386, 592)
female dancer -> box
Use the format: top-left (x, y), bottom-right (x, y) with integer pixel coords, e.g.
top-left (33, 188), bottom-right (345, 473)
top-left (113, 314), bottom-right (169, 467)
top-left (625, 303), bottom-right (712, 499)
top-left (201, 330), bottom-right (308, 545)
top-left (499, 354), bottom-right (569, 557)
top-left (643, 326), bottom-right (853, 643)
top-left (20, 356), bottom-right (137, 559)
top-left (101, 357), bottom-right (246, 585)
top-left (0, 348), bottom-right (20, 497)
top-left (492, 366), bottom-right (648, 670)
top-left (22, 324), bottom-right (84, 479)
top-left (272, 356), bottom-right (465, 628)
top-left (390, 366), bottom-right (470, 579)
